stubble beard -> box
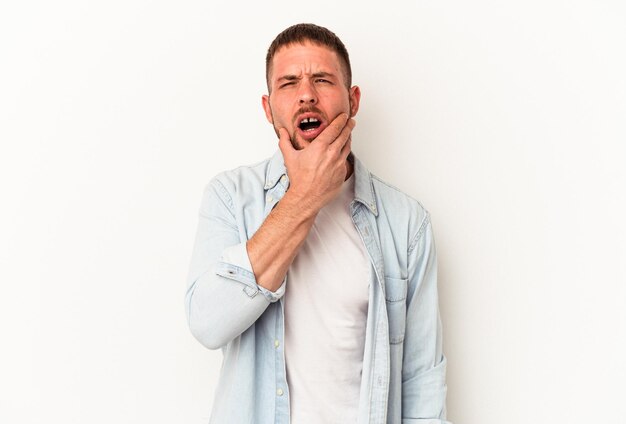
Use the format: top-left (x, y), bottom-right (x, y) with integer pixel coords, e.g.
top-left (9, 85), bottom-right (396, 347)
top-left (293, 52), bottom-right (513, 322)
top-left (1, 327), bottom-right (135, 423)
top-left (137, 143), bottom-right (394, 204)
top-left (270, 99), bottom-right (353, 151)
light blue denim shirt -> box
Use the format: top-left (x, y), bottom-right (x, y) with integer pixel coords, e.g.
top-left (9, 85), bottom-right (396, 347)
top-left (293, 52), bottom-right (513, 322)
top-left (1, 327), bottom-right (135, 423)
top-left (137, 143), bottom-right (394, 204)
top-left (185, 150), bottom-right (450, 424)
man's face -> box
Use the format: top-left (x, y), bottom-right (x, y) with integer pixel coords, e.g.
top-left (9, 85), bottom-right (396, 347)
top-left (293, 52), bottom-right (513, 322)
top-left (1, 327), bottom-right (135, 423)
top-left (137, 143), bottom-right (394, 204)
top-left (262, 42), bottom-right (361, 150)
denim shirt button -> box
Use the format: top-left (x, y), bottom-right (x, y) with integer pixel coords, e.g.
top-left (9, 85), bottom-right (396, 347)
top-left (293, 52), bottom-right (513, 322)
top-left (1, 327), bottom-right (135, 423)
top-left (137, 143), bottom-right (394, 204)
top-left (276, 388), bottom-right (284, 396)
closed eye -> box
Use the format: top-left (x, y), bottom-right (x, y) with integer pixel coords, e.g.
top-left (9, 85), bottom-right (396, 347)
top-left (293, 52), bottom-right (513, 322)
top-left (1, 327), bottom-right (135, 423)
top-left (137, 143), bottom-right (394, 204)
top-left (279, 81), bottom-right (296, 88)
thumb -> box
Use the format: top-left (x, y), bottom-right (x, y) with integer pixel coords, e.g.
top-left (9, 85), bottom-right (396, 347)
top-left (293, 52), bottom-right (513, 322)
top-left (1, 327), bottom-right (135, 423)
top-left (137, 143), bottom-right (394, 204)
top-left (277, 128), bottom-right (295, 160)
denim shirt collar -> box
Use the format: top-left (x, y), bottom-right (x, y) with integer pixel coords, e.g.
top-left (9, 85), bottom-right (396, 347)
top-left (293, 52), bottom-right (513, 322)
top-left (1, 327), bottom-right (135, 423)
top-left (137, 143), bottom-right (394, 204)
top-left (264, 149), bottom-right (379, 216)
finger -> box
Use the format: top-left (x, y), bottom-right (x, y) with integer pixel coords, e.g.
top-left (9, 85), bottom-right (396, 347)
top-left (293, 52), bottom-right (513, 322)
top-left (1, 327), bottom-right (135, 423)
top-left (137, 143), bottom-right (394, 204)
top-left (314, 112), bottom-right (349, 145)
top-left (340, 134), bottom-right (352, 159)
top-left (277, 128), bottom-right (295, 160)
top-left (330, 118), bottom-right (356, 151)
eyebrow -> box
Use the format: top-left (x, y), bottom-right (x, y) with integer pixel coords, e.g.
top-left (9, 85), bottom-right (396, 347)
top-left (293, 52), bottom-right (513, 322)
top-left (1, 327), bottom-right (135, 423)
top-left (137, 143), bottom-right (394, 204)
top-left (312, 72), bottom-right (335, 79)
top-left (277, 75), bottom-right (300, 83)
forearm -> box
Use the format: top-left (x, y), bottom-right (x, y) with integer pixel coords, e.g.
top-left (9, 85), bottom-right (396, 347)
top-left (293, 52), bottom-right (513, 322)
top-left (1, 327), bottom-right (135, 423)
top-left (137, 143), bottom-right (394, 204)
top-left (186, 180), bottom-right (287, 351)
top-left (247, 190), bottom-right (319, 292)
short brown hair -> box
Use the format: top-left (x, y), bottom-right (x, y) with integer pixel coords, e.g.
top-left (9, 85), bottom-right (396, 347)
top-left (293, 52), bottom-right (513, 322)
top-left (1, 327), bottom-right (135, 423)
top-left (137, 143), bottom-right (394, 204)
top-left (265, 23), bottom-right (352, 91)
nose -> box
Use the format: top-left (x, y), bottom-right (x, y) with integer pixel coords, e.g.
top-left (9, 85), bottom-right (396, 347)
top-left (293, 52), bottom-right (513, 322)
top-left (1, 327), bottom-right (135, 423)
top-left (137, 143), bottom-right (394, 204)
top-left (298, 80), bottom-right (318, 105)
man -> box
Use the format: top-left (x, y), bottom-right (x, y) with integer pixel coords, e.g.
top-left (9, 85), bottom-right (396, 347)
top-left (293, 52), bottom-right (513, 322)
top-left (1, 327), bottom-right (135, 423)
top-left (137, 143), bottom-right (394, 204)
top-left (185, 23), bottom-right (450, 424)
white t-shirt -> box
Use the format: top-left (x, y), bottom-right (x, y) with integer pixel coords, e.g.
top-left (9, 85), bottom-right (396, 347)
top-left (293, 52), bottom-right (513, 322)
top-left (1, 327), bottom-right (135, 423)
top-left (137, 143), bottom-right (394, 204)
top-left (284, 173), bottom-right (371, 424)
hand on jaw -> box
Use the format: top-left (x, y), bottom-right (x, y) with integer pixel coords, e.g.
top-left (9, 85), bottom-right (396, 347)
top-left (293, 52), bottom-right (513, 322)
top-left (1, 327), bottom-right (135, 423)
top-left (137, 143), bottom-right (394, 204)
top-left (278, 112), bottom-right (356, 215)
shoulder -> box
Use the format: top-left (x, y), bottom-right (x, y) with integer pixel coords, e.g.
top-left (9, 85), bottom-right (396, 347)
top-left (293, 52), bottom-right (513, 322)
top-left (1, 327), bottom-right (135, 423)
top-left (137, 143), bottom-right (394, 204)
top-left (205, 155), bottom-right (273, 196)
top-left (370, 172), bottom-right (431, 241)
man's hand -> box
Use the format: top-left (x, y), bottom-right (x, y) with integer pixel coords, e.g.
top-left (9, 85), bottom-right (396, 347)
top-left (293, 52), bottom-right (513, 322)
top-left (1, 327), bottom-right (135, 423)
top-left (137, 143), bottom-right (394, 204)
top-left (246, 113), bottom-right (355, 293)
top-left (278, 112), bottom-right (356, 214)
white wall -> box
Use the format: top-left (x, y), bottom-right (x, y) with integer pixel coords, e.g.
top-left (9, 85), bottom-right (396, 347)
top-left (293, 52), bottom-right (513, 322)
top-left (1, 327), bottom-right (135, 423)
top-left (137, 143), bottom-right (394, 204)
top-left (1, 1), bottom-right (624, 423)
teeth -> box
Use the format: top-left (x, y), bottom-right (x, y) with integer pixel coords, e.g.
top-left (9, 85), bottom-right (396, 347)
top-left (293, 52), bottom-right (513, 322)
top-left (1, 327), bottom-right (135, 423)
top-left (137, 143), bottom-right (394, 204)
top-left (299, 117), bottom-right (319, 124)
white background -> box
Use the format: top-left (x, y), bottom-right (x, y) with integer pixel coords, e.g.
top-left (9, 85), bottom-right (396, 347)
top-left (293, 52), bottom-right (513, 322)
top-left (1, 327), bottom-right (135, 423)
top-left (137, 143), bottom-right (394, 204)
top-left (1, 1), bottom-right (625, 423)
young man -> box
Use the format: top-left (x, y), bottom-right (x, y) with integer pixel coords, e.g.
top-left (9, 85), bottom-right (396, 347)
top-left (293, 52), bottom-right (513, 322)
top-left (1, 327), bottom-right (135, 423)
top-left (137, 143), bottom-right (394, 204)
top-left (186, 23), bottom-right (451, 424)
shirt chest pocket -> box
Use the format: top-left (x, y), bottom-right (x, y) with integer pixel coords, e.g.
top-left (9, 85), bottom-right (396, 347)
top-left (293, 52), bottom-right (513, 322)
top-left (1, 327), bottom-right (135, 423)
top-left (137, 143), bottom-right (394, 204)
top-left (384, 277), bottom-right (408, 344)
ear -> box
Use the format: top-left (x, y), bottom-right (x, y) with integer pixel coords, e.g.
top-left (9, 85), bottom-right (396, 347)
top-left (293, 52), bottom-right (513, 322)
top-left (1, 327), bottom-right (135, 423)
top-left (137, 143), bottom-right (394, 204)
top-left (261, 95), bottom-right (274, 124)
top-left (349, 86), bottom-right (361, 117)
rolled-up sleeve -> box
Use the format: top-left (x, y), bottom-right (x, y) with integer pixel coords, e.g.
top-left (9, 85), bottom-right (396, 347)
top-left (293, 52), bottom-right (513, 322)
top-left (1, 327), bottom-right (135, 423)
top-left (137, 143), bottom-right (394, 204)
top-left (401, 212), bottom-right (451, 423)
top-left (218, 242), bottom-right (286, 303)
top-left (185, 179), bottom-right (285, 350)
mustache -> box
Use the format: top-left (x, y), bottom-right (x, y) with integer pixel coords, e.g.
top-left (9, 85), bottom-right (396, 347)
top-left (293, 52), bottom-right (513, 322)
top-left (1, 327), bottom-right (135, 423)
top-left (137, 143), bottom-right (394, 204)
top-left (294, 106), bottom-right (325, 120)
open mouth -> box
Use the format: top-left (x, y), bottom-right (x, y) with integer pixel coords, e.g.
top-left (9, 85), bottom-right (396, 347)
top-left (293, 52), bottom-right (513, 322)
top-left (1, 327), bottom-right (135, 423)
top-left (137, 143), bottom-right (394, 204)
top-left (298, 117), bottom-right (322, 132)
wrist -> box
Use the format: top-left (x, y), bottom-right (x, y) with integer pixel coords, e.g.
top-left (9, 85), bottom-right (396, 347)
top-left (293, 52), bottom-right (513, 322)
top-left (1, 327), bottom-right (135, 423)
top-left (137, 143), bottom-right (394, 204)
top-left (281, 189), bottom-right (320, 221)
